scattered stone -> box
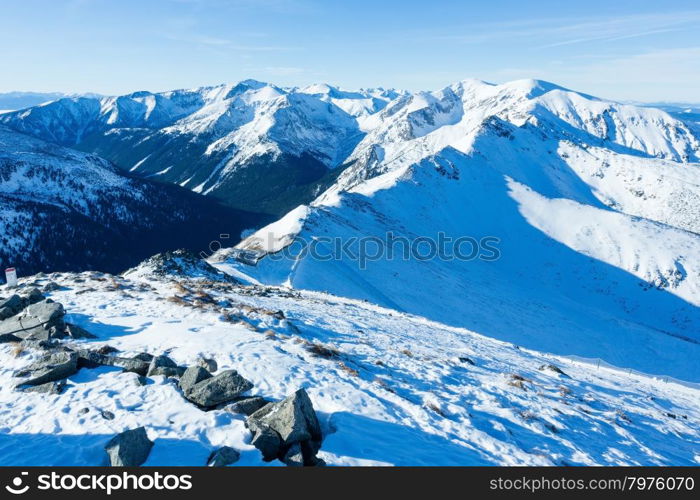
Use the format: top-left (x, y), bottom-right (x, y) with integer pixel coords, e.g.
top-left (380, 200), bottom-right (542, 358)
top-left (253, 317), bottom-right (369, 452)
top-left (206, 446), bottom-right (240, 467)
top-left (198, 357), bottom-right (218, 373)
top-left (226, 396), bottom-right (270, 416)
top-left (246, 389), bottom-right (323, 465)
top-left (184, 369), bottom-right (253, 408)
top-left (101, 410), bottom-right (115, 420)
top-left (78, 408), bottom-right (90, 415)
top-left (13, 351), bottom-right (78, 386)
top-left (458, 356), bottom-right (475, 365)
top-left (105, 427), bottom-right (154, 467)
top-left (147, 355), bottom-right (181, 377)
top-left (179, 366), bottom-right (212, 395)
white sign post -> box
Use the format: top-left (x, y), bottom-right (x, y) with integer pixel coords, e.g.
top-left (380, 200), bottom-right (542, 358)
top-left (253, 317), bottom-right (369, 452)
top-left (5, 267), bottom-right (18, 287)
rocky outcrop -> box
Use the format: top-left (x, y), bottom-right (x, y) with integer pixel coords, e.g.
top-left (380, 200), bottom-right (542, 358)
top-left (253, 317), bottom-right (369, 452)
top-left (105, 427), bottom-right (154, 467)
top-left (246, 389), bottom-right (324, 466)
top-left (226, 396), bottom-right (270, 416)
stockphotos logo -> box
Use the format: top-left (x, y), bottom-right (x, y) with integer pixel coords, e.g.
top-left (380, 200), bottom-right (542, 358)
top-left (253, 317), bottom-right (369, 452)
top-left (3, 471), bottom-right (193, 496)
top-left (5, 472), bottom-right (29, 495)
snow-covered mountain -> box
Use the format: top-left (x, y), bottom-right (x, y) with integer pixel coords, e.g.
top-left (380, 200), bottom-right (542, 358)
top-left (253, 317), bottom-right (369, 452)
top-left (0, 82), bottom-right (403, 215)
top-left (215, 79), bottom-right (700, 382)
top-left (0, 126), bottom-right (269, 275)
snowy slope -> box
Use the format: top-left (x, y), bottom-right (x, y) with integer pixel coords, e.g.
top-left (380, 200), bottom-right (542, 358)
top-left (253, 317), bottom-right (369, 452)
top-left (1, 269), bottom-right (699, 466)
top-left (0, 126), bottom-right (268, 274)
top-left (217, 79), bottom-right (700, 382)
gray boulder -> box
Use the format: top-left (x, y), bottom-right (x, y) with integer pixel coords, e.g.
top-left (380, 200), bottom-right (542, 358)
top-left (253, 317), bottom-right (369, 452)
top-left (13, 351), bottom-right (78, 386)
top-left (184, 369), bottom-right (253, 408)
top-left (207, 446), bottom-right (240, 467)
top-left (227, 396), bottom-right (270, 416)
top-left (17, 379), bottom-right (67, 395)
top-left (179, 366), bottom-right (212, 395)
top-left (105, 427), bottom-right (154, 467)
top-left (147, 355), bottom-right (181, 378)
top-left (246, 389), bottom-right (323, 465)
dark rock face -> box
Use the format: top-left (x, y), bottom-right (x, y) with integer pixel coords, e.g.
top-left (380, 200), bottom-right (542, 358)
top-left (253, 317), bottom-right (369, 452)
top-left (246, 389), bottom-right (323, 466)
top-left (206, 446), bottom-right (240, 467)
top-left (184, 370), bottom-right (253, 408)
top-left (13, 351), bottom-right (78, 387)
top-left (226, 396), bottom-right (270, 416)
top-left (105, 427), bottom-right (154, 467)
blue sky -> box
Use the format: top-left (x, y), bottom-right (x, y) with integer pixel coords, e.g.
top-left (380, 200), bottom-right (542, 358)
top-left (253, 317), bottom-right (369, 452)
top-left (1, 0), bottom-right (699, 101)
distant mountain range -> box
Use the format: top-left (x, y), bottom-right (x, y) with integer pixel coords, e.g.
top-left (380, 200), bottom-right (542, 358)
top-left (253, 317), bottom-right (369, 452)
top-left (0, 126), bottom-right (270, 275)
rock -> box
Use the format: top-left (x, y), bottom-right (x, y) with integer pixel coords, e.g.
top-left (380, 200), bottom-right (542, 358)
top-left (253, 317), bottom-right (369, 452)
top-left (206, 446), bottom-right (240, 467)
top-left (78, 408), bottom-right (90, 415)
top-left (13, 351), bottom-right (78, 386)
top-left (0, 333), bottom-right (21, 344)
top-left (179, 366), bottom-right (212, 395)
top-left (246, 389), bottom-right (323, 465)
top-left (227, 396), bottom-right (270, 416)
top-left (132, 352), bottom-right (154, 362)
top-left (75, 349), bottom-right (151, 376)
top-left (147, 355), bottom-right (181, 377)
top-left (249, 424), bottom-right (283, 462)
top-left (101, 410), bottom-right (115, 420)
top-left (17, 379), bottom-right (67, 395)
top-left (97, 345), bottom-right (120, 355)
top-left (105, 427), bottom-right (154, 467)
top-left (198, 357), bottom-right (218, 373)
top-left (24, 288), bottom-right (44, 305)
top-left (0, 295), bottom-right (25, 320)
top-left (1, 300), bottom-right (66, 340)
top-left (20, 339), bottom-right (62, 350)
top-left (64, 323), bottom-right (97, 339)
top-left (184, 369), bottom-right (253, 408)
top-left (43, 282), bottom-right (60, 292)
top-left (458, 356), bottom-right (475, 365)
top-left (282, 443), bottom-right (305, 467)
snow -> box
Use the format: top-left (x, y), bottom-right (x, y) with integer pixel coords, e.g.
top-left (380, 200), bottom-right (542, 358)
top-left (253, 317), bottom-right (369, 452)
top-left (2, 271), bottom-right (699, 466)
